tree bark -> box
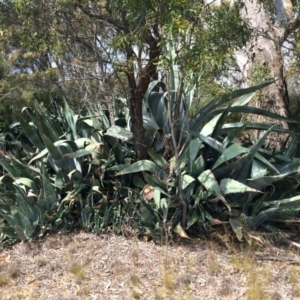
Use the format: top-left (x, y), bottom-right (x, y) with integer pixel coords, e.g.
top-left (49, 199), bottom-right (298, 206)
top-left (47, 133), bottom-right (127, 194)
top-left (125, 32), bottom-right (160, 160)
top-left (127, 72), bottom-right (147, 160)
top-left (239, 0), bottom-right (291, 147)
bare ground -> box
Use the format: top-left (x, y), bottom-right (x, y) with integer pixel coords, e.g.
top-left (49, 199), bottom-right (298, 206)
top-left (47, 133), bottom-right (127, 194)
top-left (1, 231), bottom-right (300, 300)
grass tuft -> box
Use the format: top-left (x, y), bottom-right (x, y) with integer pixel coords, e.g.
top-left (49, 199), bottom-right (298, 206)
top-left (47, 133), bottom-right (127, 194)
top-left (0, 273), bottom-right (8, 286)
top-left (131, 249), bottom-right (139, 267)
top-left (131, 274), bottom-right (141, 286)
top-left (230, 251), bottom-right (254, 272)
top-left (69, 262), bottom-right (87, 279)
top-left (163, 266), bottom-right (175, 290)
top-left (246, 273), bottom-right (265, 300)
top-left (78, 286), bottom-right (90, 296)
top-left (132, 286), bottom-right (142, 299)
top-left (288, 266), bottom-right (298, 284)
top-left (207, 252), bottom-right (220, 276)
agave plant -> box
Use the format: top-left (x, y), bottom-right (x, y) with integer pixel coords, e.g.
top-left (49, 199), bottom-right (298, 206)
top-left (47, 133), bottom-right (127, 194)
top-left (114, 64), bottom-right (300, 242)
top-left (1, 54), bottom-right (300, 245)
top-left (120, 39), bottom-right (300, 241)
top-left (0, 98), bottom-right (138, 244)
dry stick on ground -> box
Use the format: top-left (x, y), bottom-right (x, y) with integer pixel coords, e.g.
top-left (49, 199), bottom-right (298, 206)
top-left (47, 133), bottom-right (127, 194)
top-left (256, 255), bottom-right (300, 264)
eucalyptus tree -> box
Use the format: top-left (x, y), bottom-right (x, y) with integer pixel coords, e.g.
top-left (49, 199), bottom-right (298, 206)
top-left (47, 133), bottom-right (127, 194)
top-left (235, 0), bottom-right (300, 146)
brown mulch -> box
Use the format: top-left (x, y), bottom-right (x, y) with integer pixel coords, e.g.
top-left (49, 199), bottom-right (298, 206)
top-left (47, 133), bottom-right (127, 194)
top-left (0, 232), bottom-right (300, 300)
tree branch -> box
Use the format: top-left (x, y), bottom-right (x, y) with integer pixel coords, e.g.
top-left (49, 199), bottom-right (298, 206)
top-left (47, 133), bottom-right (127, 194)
top-left (76, 4), bottom-right (125, 32)
top-left (136, 31), bottom-right (160, 91)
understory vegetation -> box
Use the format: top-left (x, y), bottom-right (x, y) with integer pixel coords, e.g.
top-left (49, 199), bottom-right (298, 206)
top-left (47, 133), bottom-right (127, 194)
top-left (1, 0), bottom-right (300, 248)
top-left (1, 73), bottom-right (300, 247)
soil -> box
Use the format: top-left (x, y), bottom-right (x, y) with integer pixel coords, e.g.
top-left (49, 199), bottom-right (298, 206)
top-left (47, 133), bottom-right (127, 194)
top-left (1, 231), bottom-right (300, 300)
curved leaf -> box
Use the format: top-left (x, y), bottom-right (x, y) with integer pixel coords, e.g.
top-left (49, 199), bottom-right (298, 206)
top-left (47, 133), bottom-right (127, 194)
top-left (105, 126), bottom-right (133, 141)
top-left (29, 139), bottom-right (69, 165)
top-left (229, 217), bottom-right (243, 241)
top-left (250, 159), bottom-right (268, 179)
top-left (116, 160), bottom-right (163, 176)
top-left (198, 170), bottom-right (221, 197)
top-left (190, 132), bottom-right (224, 153)
top-left (14, 178), bottom-right (38, 195)
top-left (189, 80), bottom-right (275, 131)
top-left (63, 98), bottom-right (78, 140)
top-left (41, 135), bottom-right (75, 174)
top-left (247, 173), bottom-right (289, 190)
top-left (147, 148), bottom-right (168, 169)
top-left (220, 178), bottom-right (261, 194)
top-left (253, 153), bottom-right (279, 176)
top-left (189, 139), bottom-right (203, 166)
top-left (212, 144), bottom-right (247, 170)
top-left (19, 115), bottom-right (44, 150)
top-left (279, 159), bottom-right (300, 174)
top-left (210, 105), bottom-right (232, 140)
top-left (34, 101), bottom-right (61, 142)
top-left (222, 122), bottom-right (292, 133)
top-left (268, 195), bottom-right (300, 209)
top-left (247, 206), bottom-right (279, 229)
top-left (143, 172), bottom-right (168, 191)
top-left (143, 80), bottom-right (166, 104)
top-left (147, 92), bottom-right (168, 130)
top-left (182, 174), bottom-right (195, 190)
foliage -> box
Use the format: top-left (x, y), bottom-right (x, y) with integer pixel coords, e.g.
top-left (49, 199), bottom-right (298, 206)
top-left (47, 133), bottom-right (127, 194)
top-left (0, 0), bottom-right (252, 159)
top-left (1, 76), bottom-right (300, 245)
top-left (0, 0), bottom-right (300, 247)
top-left (123, 75), bottom-right (300, 241)
top-left (0, 99), bottom-right (137, 244)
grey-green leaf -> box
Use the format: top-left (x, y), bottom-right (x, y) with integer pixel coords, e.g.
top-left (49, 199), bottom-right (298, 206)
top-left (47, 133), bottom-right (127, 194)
top-left (220, 178), bottom-right (261, 194)
top-left (198, 170), bottom-right (221, 197)
top-left (116, 160), bottom-right (163, 176)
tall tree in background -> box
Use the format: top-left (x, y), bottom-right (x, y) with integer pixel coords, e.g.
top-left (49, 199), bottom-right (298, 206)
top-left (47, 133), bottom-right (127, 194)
top-left (0, 0), bottom-right (117, 115)
top-left (237, 0), bottom-right (300, 145)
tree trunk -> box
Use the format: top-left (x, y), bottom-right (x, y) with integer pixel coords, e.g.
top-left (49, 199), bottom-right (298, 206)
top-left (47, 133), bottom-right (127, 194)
top-left (129, 91), bottom-right (147, 160)
top-left (240, 0), bottom-right (290, 148)
top-left (125, 32), bottom-right (160, 160)
top-left (125, 66), bottom-right (146, 160)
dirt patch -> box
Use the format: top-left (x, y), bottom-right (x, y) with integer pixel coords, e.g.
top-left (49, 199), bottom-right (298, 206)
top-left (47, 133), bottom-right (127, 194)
top-left (0, 232), bottom-right (300, 300)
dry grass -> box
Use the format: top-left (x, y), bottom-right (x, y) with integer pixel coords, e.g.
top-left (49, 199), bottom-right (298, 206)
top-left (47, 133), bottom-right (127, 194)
top-left (69, 261), bottom-right (87, 280)
top-left (0, 273), bottom-right (8, 286)
top-left (0, 231), bottom-right (300, 299)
